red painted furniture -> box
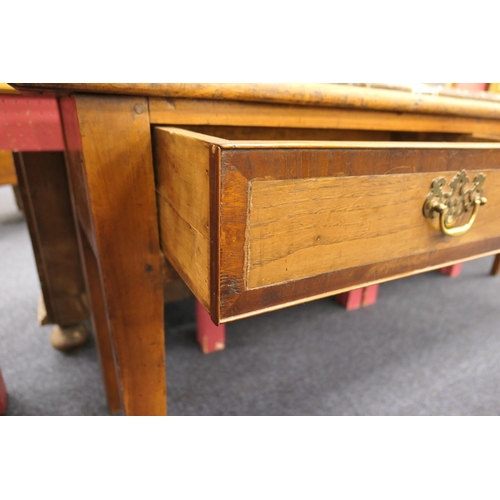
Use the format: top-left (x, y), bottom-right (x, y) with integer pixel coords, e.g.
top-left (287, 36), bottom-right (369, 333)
top-left (335, 285), bottom-right (380, 310)
top-left (1, 94), bottom-right (90, 351)
top-left (437, 263), bottom-right (463, 277)
top-left (196, 299), bottom-right (226, 354)
top-left (0, 94), bottom-right (64, 151)
top-left (333, 263), bottom-right (463, 314)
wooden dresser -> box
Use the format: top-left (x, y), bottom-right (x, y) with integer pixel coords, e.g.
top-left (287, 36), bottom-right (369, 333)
top-left (10, 83), bottom-right (500, 415)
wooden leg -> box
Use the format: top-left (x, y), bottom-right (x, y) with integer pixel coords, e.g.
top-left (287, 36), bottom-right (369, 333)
top-left (437, 263), bottom-right (463, 277)
top-left (491, 255), bottom-right (500, 276)
top-left (0, 368), bottom-right (6, 416)
top-left (78, 226), bottom-right (123, 414)
top-left (196, 299), bottom-right (226, 354)
top-left (13, 152), bottom-right (89, 331)
top-left (60, 95), bottom-right (166, 416)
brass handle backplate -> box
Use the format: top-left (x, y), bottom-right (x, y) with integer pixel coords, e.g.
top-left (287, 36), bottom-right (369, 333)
top-left (423, 170), bottom-right (487, 237)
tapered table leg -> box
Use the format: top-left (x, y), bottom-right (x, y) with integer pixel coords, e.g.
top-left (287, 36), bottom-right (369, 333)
top-left (60, 95), bottom-right (166, 416)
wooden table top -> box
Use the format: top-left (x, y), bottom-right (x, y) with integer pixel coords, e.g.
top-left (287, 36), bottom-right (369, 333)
top-left (10, 83), bottom-right (500, 121)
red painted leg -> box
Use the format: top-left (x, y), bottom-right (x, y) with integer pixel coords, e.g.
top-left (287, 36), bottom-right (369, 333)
top-left (335, 288), bottom-right (364, 310)
top-left (362, 284), bottom-right (379, 307)
top-left (437, 264), bottom-right (463, 277)
top-left (195, 299), bottom-right (226, 354)
top-left (336, 285), bottom-right (380, 310)
top-left (0, 369), bottom-right (7, 415)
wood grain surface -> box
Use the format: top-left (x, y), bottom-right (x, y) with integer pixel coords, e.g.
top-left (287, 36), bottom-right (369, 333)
top-left (58, 98), bottom-right (97, 253)
top-left (149, 98), bottom-right (500, 135)
top-left (12, 83), bottom-right (500, 120)
top-left (247, 171), bottom-right (500, 288)
top-left (154, 127), bottom-right (500, 322)
top-left (220, 145), bottom-right (500, 320)
top-left (61, 95), bottom-right (166, 416)
top-left (79, 219), bottom-right (123, 414)
top-left (153, 128), bottom-right (224, 310)
top-left (13, 151), bottom-right (89, 326)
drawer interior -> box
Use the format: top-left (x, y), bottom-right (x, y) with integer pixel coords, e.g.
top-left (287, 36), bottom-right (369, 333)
top-left (176, 125), bottom-right (497, 144)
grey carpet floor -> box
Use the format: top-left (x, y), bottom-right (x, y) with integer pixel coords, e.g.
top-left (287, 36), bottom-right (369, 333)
top-left (1, 184), bottom-right (500, 416)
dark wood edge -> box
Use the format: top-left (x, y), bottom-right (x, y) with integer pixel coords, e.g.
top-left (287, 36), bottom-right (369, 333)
top-left (224, 148), bottom-right (500, 181)
top-left (222, 238), bottom-right (500, 321)
top-left (217, 146), bottom-right (500, 321)
top-left (218, 159), bottom-right (252, 319)
top-left (12, 152), bottom-right (56, 323)
top-left (209, 145), bottom-right (222, 324)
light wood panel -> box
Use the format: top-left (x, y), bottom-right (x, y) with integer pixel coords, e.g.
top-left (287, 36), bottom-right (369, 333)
top-left (153, 128), bottom-right (224, 310)
top-left (247, 171), bottom-right (500, 288)
top-left (0, 151), bottom-right (16, 185)
top-left (148, 98), bottom-right (500, 135)
top-left (58, 98), bottom-right (97, 253)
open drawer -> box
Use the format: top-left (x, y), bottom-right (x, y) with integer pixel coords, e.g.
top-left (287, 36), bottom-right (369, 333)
top-left (153, 127), bottom-right (500, 324)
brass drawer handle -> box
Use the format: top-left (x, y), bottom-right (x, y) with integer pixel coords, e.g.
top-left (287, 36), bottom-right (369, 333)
top-left (423, 170), bottom-right (487, 237)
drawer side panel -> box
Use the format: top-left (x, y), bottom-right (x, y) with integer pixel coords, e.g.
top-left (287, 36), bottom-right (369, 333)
top-left (154, 128), bottom-right (211, 309)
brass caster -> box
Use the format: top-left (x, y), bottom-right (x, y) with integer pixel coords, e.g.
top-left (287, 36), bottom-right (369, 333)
top-left (50, 323), bottom-right (90, 352)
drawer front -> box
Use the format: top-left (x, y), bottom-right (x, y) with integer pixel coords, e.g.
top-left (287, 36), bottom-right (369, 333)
top-left (247, 171), bottom-right (500, 289)
top-left (154, 127), bottom-right (500, 323)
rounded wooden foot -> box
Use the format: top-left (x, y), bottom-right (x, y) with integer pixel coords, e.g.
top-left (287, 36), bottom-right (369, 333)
top-left (50, 323), bottom-right (90, 352)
